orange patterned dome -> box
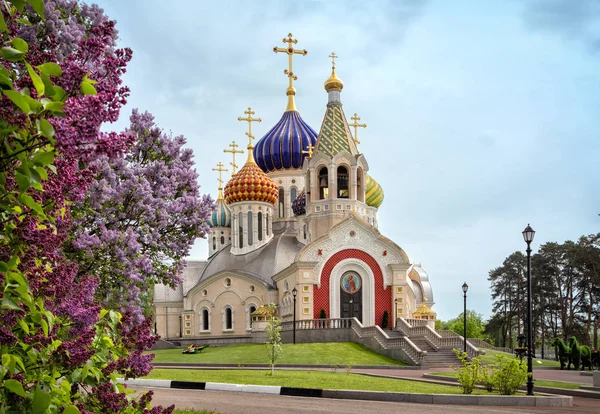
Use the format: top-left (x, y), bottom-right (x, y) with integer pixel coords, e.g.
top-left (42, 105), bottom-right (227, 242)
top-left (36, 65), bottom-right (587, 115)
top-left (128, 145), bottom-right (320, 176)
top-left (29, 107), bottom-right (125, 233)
top-left (224, 161), bottom-right (278, 205)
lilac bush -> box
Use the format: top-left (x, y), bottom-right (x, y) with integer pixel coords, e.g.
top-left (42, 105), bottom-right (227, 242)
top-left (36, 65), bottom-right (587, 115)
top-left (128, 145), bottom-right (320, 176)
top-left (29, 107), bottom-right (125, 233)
top-left (71, 109), bottom-right (214, 320)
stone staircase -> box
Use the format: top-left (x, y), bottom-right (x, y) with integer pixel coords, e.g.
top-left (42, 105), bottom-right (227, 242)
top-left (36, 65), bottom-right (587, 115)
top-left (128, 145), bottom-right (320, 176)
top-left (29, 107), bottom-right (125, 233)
top-left (386, 330), bottom-right (462, 368)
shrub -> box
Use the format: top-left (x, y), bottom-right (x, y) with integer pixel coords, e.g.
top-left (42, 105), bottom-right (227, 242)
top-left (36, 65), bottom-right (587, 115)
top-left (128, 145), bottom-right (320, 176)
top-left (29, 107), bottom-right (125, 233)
top-left (491, 354), bottom-right (528, 395)
top-left (480, 367), bottom-right (495, 392)
top-left (382, 310), bottom-right (389, 329)
top-left (452, 349), bottom-right (483, 394)
top-left (319, 308), bottom-right (327, 319)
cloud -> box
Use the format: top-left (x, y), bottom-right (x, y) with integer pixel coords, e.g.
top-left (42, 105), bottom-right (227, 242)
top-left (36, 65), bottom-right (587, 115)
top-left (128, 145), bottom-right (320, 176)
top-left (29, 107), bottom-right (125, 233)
top-left (522, 0), bottom-right (600, 53)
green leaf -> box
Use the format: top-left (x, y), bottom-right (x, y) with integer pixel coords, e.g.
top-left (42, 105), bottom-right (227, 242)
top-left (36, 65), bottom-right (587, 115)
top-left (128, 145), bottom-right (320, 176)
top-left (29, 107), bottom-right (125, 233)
top-left (0, 72), bottom-right (13, 88)
top-left (1, 47), bottom-right (24, 62)
top-left (0, 261), bottom-right (8, 272)
top-left (80, 81), bottom-right (97, 95)
top-left (26, 63), bottom-right (44, 96)
top-left (15, 172), bottom-right (30, 192)
top-left (33, 151), bottom-right (54, 166)
top-left (22, 95), bottom-right (43, 112)
top-left (37, 118), bottom-right (55, 140)
top-left (0, 10), bottom-right (6, 33)
top-left (37, 62), bottom-right (62, 77)
top-left (52, 86), bottom-right (66, 101)
top-left (4, 379), bottom-right (26, 397)
top-left (34, 166), bottom-right (48, 180)
top-left (19, 194), bottom-right (44, 216)
top-left (29, 0), bottom-right (45, 19)
top-left (40, 73), bottom-right (55, 97)
top-left (2, 296), bottom-right (21, 310)
top-left (32, 387), bottom-right (51, 414)
top-left (43, 101), bottom-right (65, 112)
top-left (3, 90), bottom-right (30, 113)
top-left (10, 37), bottom-right (28, 53)
top-left (40, 319), bottom-right (48, 336)
top-left (17, 318), bottom-right (29, 334)
top-left (9, 0), bottom-right (27, 12)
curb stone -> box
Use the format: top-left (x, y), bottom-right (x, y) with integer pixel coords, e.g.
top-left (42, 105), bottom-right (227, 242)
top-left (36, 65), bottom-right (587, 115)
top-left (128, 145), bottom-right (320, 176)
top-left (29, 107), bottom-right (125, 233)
top-left (423, 373), bottom-right (600, 400)
top-left (119, 378), bottom-right (572, 406)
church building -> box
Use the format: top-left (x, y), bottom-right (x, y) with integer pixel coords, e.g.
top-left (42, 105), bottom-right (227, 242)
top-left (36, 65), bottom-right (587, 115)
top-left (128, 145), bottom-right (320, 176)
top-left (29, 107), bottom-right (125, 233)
top-left (153, 34), bottom-right (436, 340)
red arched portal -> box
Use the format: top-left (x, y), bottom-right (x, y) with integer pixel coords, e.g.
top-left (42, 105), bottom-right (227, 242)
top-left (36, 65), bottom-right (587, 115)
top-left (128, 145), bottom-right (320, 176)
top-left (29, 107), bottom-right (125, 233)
top-left (313, 249), bottom-right (391, 326)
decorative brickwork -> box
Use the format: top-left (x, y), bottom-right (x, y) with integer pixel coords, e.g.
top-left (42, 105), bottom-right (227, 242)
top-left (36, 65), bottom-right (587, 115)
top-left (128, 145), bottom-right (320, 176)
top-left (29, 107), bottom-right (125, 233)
top-left (313, 249), bottom-right (391, 326)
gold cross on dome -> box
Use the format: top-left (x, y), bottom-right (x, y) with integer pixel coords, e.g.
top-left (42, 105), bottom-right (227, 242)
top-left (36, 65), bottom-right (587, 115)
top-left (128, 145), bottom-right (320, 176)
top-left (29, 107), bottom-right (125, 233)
top-left (301, 142), bottom-right (315, 158)
top-left (350, 113), bottom-right (367, 145)
top-left (237, 107), bottom-right (262, 161)
top-left (212, 161), bottom-right (228, 198)
top-left (223, 140), bottom-right (244, 175)
top-left (329, 52), bottom-right (338, 69)
top-left (273, 33), bottom-right (308, 88)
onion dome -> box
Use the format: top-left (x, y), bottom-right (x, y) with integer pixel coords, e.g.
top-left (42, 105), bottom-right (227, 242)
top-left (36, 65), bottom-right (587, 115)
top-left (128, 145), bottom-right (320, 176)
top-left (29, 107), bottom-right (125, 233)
top-left (253, 111), bottom-right (318, 173)
top-left (365, 174), bottom-right (384, 208)
top-left (224, 161), bottom-right (278, 205)
top-left (210, 194), bottom-right (231, 227)
top-left (324, 67), bottom-right (344, 91)
top-left (291, 190), bottom-right (306, 216)
top-left (412, 303), bottom-right (436, 318)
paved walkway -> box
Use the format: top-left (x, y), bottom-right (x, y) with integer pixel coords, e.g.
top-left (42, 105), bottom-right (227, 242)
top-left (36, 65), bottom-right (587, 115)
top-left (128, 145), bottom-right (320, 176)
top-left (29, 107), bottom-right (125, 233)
top-left (132, 387), bottom-right (600, 414)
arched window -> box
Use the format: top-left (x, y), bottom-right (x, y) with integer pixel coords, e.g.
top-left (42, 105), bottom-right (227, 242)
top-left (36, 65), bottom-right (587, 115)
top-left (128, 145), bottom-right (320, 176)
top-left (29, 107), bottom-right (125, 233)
top-left (200, 308), bottom-right (210, 332)
top-left (278, 188), bottom-right (285, 218)
top-left (258, 212), bottom-right (263, 241)
top-left (290, 187), bottom-right (297, 216)
top-left (318, 167), bottom-right (328, 199)
top-left (223, 306), bottom-right (233, 331)
top-left (337, 166), bottom-right (349, 198)
top-left (248, 211), bottom-right (253, 246)
top-left (303, 224), bottom-right (307, 239)
top-left (357, 167), bottom-right (364, 202)
top-left (212, 236), bottom-right (216, 251)
top-left (221, 235), bottom-right (225, 244)
top-left (238, 212), bottom-right (243, 248)
top-left (266, 213), bottom-right (270, 235)
top-left (247, 304), bottom-right (257, 330)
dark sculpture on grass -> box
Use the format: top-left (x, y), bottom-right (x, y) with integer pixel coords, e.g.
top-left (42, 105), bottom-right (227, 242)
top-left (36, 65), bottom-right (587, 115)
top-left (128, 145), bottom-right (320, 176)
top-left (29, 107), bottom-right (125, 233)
top-left (551, 338), bottom-right (572, 370)
top-left (551, 337), bottom-right (593, 371)
top-left (568, 336), bottom-right (592, 371)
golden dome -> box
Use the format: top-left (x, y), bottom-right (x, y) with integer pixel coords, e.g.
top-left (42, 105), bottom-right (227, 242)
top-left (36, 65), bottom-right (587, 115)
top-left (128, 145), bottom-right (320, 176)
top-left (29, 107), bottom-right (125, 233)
top-left (324, 68), bottom-right (344, 91)
top-left (223, 161), bottom-right (278, 205)
top-left (413, 304), bottom-right (436, 315)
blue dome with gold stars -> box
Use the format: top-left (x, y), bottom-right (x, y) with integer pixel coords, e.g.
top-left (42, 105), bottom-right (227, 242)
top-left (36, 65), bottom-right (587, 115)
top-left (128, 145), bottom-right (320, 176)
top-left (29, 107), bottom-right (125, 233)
top-left (253, 111), bottom-right (318, 172)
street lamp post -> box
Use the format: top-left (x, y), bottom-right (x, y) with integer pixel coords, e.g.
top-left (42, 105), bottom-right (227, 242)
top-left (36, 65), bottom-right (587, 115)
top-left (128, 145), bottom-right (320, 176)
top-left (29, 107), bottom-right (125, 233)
top-left (462, 283), bottom-right (468, 354)
top-left (522, 224), bottom-right (536, 396)
top-left (292, 287), bottom-right (298, 344)
top-left (394, 298), bottom-right (399, 328)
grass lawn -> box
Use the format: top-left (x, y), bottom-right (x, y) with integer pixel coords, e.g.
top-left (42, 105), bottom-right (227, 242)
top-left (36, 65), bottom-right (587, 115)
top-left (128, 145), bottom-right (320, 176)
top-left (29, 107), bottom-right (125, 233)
top-left (428, 372), bottom-right (583, 389)
top-left (144, 368), bottom-right (493, 394)
top-left (149, 342), bottom-right (406, 366)
top-left (479, 349), bottom-right (561, 368)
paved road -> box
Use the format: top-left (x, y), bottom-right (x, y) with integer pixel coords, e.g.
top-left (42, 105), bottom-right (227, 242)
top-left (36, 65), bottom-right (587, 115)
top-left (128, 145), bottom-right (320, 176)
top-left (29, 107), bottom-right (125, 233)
top-left (131, 387), bottom-right (600, 414)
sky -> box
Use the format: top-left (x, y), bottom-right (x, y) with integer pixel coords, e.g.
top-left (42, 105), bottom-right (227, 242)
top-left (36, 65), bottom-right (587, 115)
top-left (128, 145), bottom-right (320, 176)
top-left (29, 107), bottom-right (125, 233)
top-left (94, 0), bottom-right (600, 321)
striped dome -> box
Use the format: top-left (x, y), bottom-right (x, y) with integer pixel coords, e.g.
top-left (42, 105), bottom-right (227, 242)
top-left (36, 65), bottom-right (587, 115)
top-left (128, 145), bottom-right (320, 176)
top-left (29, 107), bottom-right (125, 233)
top-left (291, 190), bottom-right (306, 216)
top-left (223, 161), bottom-right (278, 205)
top-left (210, 197), bottom-right (231, 227)
top-left (253, 111), bottom-right (318, 172)
top-left (365, 175), bottom-right (384, 208)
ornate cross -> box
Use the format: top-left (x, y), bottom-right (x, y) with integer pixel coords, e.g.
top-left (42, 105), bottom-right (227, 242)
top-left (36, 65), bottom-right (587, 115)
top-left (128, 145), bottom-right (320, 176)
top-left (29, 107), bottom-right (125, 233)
top-left (329, 52), bottom-right (338, 69)
top-left (237, 107), bottom-right (261, 162)
top-left (223, 140), bottom-right (244, 175)
top-left (212, 161), bottom-right (228, 190)
top-left (301, 142), bottom-right (315, 158)
top-left (350, 113), bottom-right (367, 145)
top-left (273, 33), bottom-right (308, 88)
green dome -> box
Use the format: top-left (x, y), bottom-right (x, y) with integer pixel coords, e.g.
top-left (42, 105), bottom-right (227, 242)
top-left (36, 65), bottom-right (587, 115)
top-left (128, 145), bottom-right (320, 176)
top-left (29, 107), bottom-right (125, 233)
top-left (365, 175), bottom-right (384, 208)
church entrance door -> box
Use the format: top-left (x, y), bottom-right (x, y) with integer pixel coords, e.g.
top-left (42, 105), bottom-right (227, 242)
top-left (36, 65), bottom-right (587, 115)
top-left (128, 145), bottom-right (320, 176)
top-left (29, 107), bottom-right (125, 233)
top-left (340, 272), bottom-right (362, 322)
